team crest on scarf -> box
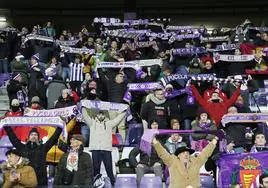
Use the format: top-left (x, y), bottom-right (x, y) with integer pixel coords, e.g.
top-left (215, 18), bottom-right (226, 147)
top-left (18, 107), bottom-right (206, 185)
top-left (239, 156), bottom-right (261, 188)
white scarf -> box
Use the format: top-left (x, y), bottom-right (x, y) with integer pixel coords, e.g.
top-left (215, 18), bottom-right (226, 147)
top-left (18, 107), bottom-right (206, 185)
top-left (66, 150), bottom-right (79, 172)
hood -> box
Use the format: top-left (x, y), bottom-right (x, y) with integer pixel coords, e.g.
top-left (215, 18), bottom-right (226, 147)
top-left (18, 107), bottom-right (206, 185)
top-left (0, 157), bottom-right (30, 171)
top-left (166, 136), bottom-right (183, 144)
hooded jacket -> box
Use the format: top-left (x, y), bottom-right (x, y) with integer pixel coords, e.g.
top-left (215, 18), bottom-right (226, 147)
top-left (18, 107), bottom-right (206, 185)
top-left (82, 108), bottom-right (126, 151)
top-left (164, 137), bottom-right (187, 154)
top-left (1, 157), bottom-right (37, 188)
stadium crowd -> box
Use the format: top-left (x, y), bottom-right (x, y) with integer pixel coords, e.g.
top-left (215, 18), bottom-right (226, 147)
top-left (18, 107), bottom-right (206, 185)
top-left (0, 18), bottom-right (267, 187)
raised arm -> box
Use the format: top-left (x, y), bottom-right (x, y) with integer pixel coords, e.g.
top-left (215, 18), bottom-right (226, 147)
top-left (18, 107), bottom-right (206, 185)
top-left (4, 127), bottom-right (25, 150)
top-left (153, 138), bottom-right (175, 167)
top-left (197, 137), bottom-right (217, 168)
top-left (191, 85), bottom-right (207, 108)
top-left (225, 87), bottom-right (240, 107)
top-left (44, 127), bottom-right (62, 152)
top-left (107, 112), bottom-right (126, 128)
top-left (82, 108), bottom-right (94, 127)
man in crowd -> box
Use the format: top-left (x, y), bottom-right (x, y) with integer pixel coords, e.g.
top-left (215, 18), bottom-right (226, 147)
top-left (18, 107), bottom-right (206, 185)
top-left (4, 126), bottom-right (62, 186)
top-left (250, 132), bottom-right (268, 152)
top-left (260, 173), bottom-right (268, 188)
top-left (82, 107), bottom-right (126, 186)
top-left (1, 149), bottom-right (37, 188)
top-left (152, 135), bottom-right (218, 188)
top-left (54, 134), bottom-right (94, 187)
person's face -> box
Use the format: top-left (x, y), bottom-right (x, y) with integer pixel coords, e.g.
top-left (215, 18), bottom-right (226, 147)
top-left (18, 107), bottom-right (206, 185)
top-left (7, 154), bottom-right (20, 166)
top-left (111, 41), bottom-right (117, 49)
top-left (171, 134), bottom-right (180, 142)
top-left (185, 43), bottom-right (191, 48)
top-left (59, 35), bottom-right (65, 41)
top-left (62, 92), bottom-right (68, 99)
top-left (178, 151), bottom-right (190, 162)
top-left (75, 57), bottom-right (80, 64)
top-left (154, 90), bottom-right (165, 100)
top-left (172, 122), bottom-right (180, 130)
top-left (205, 43), bottom-right (211, 49)
top-left (96, 44), bottom-right (103, 53)
top-left (261, 177), bottom-right (268, 188)
top-left (47, 22), bottom-right (51, 27)
top-left (235, 96), bottom-right (244, 105)
top-left (70, 138), bottom-right (82, 149)
top-left (95, 38), bottom-right (102, 44)
top-left (228, 107), bottom-right (238, 114)
top-left (205, 61), bottom-right (212, 70)
top-left (31, 58), bottom-right (37, 65)
top-left (115, 73), bottom-right (124, 84)
top-left (151, 122), bottom-right (159, 129)
top-left (255, 134), bottom-right (266, 147)
top-left (88, 37), bottom-right (94, 45)
top-left (62, 30), bottom-right (67, 35)
top-left (51, 57), bottom-right (57, 64)
top-left (97, 113), bottom-right (105, 122)
top-left (31, 103), bottom-right (40, 109)
top-left (159, 51), bottom-right (165, 58)
top-left (200, 113), bottom-right (208, 122)
top-left (29, 132), bottom-right (39, 143)
top-left (235, 49), bottom-right (241, 55)
top-left (211, 93), bottom-right (219, 100)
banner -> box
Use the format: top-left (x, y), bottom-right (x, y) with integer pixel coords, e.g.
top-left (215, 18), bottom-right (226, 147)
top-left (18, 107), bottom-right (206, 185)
top-left (217, 152), bottom-right (268, 188)
top-left (23, 34), bottom-right (54, 44)
top-left (56, 39), bottom-right (79, 46)
top-left (214, 54), bottom-right (255, 63)
top-left (0, 116), bottom-right (65, 130)
top-left (221, 113), bottom-right (268, 126)
top-left (24, 106), bottom-right (79, 118)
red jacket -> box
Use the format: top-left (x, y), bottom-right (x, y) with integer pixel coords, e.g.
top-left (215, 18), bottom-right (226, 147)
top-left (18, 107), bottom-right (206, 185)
top-left (191, 85), bottom-right (240, 126)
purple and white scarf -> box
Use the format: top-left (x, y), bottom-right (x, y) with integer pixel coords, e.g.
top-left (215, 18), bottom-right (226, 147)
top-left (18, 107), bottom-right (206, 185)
top-left (200, 36), bottom-right (230, 43)
top-left (23, 34), bottom-right (54, 44)
top-left (248, 27), bottom-right (268, 31)
top-left (56, 39), bottom-right (79, 46)
top-left (214, 54), bottom-right (255, 63)
top-left (24, 106), bottom-right (79, 118)
top-left (123, 82), bottom-right (163, 103)
top-left (221, 113), bottom-right (268, 126)
top-left (60, 46), bottom-right (95, 55)
top-left (168, 33), bottom-right (200, 44)
top-left (172, 47), bottom-right (207, 56)
top-left (0, 116), bottom-right (65, 130)
top-left (126, 41), bottom-right (157, 49)
top-left (93, 17), bottom-right (121, 24)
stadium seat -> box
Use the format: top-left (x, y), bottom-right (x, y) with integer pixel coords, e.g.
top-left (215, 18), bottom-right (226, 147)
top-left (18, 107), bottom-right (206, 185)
top-left (140, 176), bottom-right (162, 188)
top-left (115, 176), bottom-right (137, 188)
top-left (200, 174), bottom-right (215, 188)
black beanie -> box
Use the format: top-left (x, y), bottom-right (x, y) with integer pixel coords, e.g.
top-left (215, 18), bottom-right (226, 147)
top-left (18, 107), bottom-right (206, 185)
top-left (28, 128), bottom-right (40, 138)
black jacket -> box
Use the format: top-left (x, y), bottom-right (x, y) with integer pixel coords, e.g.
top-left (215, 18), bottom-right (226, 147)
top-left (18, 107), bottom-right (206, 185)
top-left (55, 96), bottom-right (76, 108)
top-left (7, 79), bottom-right (23, 103)
top-left (54, 145), bottom-right (94, 187)
top-left (129, 147), bottom-right (161, 167)
top-left (4, 126), bottom-right (62, 186)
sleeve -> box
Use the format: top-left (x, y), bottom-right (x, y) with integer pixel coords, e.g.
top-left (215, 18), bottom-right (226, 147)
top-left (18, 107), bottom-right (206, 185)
top-left (191, 85), bottom-right (207, 108)
top-left (140, 102), bottom-right (149, 121)
top-left (58, 140), bottom-right (69, 153)
top-left (82, 108), bottom-right (94, 127)
top-left (225, 87), bottom-right (240, 107)
top-left (18, 166), bottom-right (38, 187)
top-left (44, 127), bottom-right (62, 152)
top-left (191, 121), bottom-right (206, 140)
top-left (107, 112), bottom-right (126, 128)
top-left (128, 147), bottom-right (140, 167)
top-left (54, 156), bottom-right (64, 185)
top-left (4, 127), bottom-right (25, 150)
top-left (3, 173), bottom-right (13, 188)
top-left (153, 142), bottom-right (175, 167)
top-left (197, 141), bottom-right (216, 168)
top-left (206, 121), bottom-right (218, 140)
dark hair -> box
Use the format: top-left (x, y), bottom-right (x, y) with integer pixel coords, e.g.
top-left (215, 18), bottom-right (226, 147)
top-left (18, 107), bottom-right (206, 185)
top-left (260, 173), bottom-right (268, 185)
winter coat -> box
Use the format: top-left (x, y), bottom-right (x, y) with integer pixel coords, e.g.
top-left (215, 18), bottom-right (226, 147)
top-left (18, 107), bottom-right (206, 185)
top-left (0, 41), bottom-right (8, 59)
top-left (55, 96), bottom-right (76, 108)
top-left (54, 146), bottom-right (94, 187)
top-left (153, 141), bottom-right (216, 188)
top-left (4, 126), bottom-right (62, 186)
top-left (191, 120), bottom-right (217, 140)
top-left (10, 60), bottom-right (28, 85)
top-left (1, 157), bottom-right (37, 188)
top-left (6, 79), bottom-right (23, 104)
top-left (82, 108), bottom-right (126, 151)
top-left (141, 94), bottom-right (179, 129)
top-left (191, 85), bottom-right (240, 126)
top-left (129, 147), bottom-right (161, 167)
top-left (164, 137), bottom-right (187, 154)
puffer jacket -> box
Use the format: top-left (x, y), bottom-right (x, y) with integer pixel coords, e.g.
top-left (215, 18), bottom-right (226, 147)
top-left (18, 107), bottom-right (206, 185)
top-left (164, 137), bottom-right (187, 154)
top-left (1, 157), bottom-right (37, 188)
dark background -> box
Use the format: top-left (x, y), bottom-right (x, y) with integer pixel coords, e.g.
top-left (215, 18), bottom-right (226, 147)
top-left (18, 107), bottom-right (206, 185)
top-left (1, 0), bottom-right (268, 31)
